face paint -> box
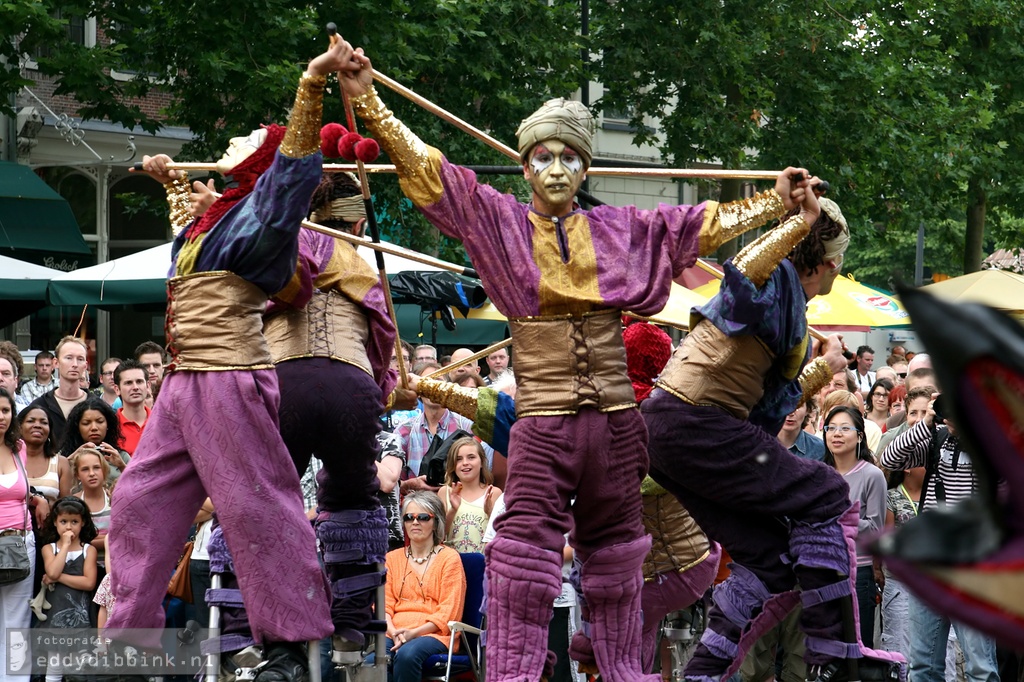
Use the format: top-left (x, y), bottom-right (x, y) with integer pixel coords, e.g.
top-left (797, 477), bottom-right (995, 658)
top-left (526, 139), bottom-right (586, 216)
top-left (216, 128), bottom-right (269, 174)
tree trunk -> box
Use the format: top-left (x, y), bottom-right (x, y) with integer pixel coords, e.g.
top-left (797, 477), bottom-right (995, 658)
top-left (964, 175), bottom-right (986, 273)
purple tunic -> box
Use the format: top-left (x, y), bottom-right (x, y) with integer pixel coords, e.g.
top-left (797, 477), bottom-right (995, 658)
top-left (268, 228), bottom-right (398, 397)
top-left (404, 151), bottom-right (710, 317)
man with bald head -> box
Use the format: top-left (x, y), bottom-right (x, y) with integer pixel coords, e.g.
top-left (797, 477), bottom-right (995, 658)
top-left (337, 34), bottom-right (814, 682)
top-left (447, 348), bottom-right (479, 382)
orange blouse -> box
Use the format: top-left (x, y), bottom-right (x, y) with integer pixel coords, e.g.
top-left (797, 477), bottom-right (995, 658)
top-left (385, 545), bottom-right (467, 649)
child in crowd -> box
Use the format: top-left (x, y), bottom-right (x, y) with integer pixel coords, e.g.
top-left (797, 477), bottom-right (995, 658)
top-left (41, 497), bottom-right (98, 682)
top-left (94, 536), bottom-right (115, 630)
top-left (71, 450), bottom-right (111, 573)
top-left (440, 436), bottom-right (501, 553)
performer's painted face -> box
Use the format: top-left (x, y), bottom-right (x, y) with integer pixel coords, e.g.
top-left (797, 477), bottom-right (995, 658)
top-left (216, 128), bottom-right (269, 174)
top-left (816, 251), bottom-right (845, 296)
top-left (524, 139), bottom-right (586, 215)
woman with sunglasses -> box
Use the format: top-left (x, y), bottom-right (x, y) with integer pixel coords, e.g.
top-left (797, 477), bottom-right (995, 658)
top-left (822, 406), bottom-right (887, 650)
top-left (381, 491), bottom-right (466, 682)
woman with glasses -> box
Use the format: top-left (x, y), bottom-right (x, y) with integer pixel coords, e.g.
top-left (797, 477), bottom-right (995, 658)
top-left (822, 406), bottom-right (886, 649)
top-left (864, 378), bottom-right (895, 432)
top-left (382, 491), bottom-right (466, 682)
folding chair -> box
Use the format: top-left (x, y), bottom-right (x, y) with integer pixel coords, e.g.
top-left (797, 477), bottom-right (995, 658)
top-left (421, 552), bottom-right (485, 682)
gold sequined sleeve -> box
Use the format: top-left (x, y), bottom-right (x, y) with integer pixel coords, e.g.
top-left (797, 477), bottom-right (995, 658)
top-left (163, 173), bottom-right (191, 236)
top-left (351, 85), bottom-right (431, 179)
top-left (698, 190), bottom-right (787, 255)
top-left (732, 214), bottom-right (811, 287)
top-left (279, 73), bottom-right (327, 158)
top-left (417, 377), bottom-right (479, 422)
top-left (798, 357), bottom-right (833, 405)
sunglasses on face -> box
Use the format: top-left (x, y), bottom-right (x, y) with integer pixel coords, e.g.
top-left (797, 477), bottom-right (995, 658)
top-left (403, 513), bottom-right (435, 523)
top-left (897, 372), bottom-right (907, 378)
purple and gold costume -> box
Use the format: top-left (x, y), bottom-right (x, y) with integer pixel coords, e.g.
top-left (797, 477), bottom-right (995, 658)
top-left (353, 86), bottom-right (785, 682)
top-left (107, 75), bottom-right (334, 648)
top-left (643, 218), bottom-right (905, 680)
top-left (265, 228), bottom-right (398, 645)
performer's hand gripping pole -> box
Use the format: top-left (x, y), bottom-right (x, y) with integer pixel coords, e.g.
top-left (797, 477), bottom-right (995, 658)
top-left (327, 23), bottom-right (409, 389)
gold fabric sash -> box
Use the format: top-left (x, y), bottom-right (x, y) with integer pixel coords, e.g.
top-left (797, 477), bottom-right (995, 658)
top-left (263, 289), bottom-right (372, 376)
top-left (656, 320), bottom-right (774, 420)
top-left (166, 272), bottom-right (273, 372)
top-left (509, 309), bottom-right (635, 417)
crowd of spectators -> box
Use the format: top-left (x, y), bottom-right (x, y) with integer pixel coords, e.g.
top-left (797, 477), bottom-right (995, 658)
top-left (0, 334), bottom-right (1018, 682)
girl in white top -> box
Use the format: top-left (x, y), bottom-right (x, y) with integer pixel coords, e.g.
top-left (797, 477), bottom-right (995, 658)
top-left (439, 436), bottom-right (501, 553)
top-left (71, 450), bottom-right (111, 567)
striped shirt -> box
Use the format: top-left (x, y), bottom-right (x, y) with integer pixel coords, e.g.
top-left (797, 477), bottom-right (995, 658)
top-left (880, 420), bottom-right (976, 510)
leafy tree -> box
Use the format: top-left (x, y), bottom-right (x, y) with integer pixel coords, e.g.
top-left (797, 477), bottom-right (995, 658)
top-left (589, 0), bottom-right (1024, 284)
top-left (9, 0), bottom-right (583, 262)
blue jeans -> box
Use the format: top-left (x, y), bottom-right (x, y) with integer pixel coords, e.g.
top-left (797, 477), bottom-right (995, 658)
top-left (907, 592), bottom-right (999, 682)
top-left (856, 565), bottom-right (877, 649)
top-left (366, 637), bottom-right (448, 682)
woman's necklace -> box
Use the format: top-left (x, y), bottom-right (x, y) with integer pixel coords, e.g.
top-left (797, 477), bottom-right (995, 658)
top-left (406, 545), bottom-right (438, 565)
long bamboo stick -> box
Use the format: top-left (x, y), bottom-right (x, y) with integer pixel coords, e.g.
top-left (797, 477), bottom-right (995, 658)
top-left (424, 338), bottom-right (513, 380)
top-left (137, 161), bottom-right (779, 181)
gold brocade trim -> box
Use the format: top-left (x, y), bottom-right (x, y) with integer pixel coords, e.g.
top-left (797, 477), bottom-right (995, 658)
top-left (351, 86), bottom-right (430, 177)
top-left (516, 403), bottom-right (636, 417)
top-left (643, 549), bottom-right (713, 583)
top-left (697, 200), bottom-right (721, 256)
top-left (653, 381), bottom-right (714, 408)
top-left (163, 174), bottom-right (192, 236)
top-left (279, 73), bottom-right (327, 158)
top-left (799, 356), bottom-right (833, 404)
top-left (531, 212), bottom-right (602, 316)
top-left (168, 364), bottom-right (275, 373)
top-left (417, 377), bottom-right (479, 422)
top-left (732, 214), bottom-right (810, 287)
top-left (715, 189), bottom-right (786, 248)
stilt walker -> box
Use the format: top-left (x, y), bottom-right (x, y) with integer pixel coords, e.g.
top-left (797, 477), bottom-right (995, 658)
top-left (107, 40), bottom-right (358, 682)
top-left (643, 198), bottom-right (907, 682)
top-left (332, 32), bottom-right (813, 681)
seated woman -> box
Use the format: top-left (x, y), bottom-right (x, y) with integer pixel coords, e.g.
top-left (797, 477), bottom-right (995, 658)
top-left (60, 398), bottom-right (130, 485)
top-left (383, 491), bottom-right (466, 682)
top-left (439, 437), bottom-right (501, 554)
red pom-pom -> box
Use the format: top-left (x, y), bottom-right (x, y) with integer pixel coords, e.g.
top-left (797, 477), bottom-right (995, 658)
top-left (355, 137), bottom-right (380, 163)
top-left (320, 123), bottom-right (348, 158)
top-left (339, 132), bottom-right (362, 161)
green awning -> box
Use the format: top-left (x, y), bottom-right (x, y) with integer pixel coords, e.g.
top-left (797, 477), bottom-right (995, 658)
top-left (0, 161), bottom-right (90, 254)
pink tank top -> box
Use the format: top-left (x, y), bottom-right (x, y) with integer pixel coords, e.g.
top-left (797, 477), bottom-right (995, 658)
top-left (0, 443), bottom-right (30, 531)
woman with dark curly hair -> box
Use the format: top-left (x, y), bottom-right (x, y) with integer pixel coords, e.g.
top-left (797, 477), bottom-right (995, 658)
top-left (864, 378), bottom-right (895, 432)
top-left (60, 398), bottom-right (129, 485)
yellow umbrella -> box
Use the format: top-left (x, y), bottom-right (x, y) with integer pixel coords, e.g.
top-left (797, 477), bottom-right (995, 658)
top-left (922, 269), bottom-right (1024, 315)
top-left (695, 273), bottom-right (910, 328)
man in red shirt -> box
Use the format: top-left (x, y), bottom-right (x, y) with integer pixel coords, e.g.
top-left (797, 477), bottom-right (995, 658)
top-left (114, 359), bottom-right (150, 455)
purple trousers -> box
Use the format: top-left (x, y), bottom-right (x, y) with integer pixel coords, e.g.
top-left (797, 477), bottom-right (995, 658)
top-left (642, 390), bottom-right (851, 675)
top-left (642, 391), bottom-right (849, 591)
top-left (640, 542), bottom-right (722, 673)
top-left (107, 370), bottom-right (333, 645)
top-left (494, 408), bottom-right (649, 558)
top-left (489, 408), bottom-right (655, 682)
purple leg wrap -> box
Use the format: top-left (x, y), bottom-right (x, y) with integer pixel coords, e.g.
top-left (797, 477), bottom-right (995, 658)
top-left (568, 558), bottom-right (597, 670)
top-left (207, 524), bottom-right (234, 574)
top-left (106, 370), bottom-right (333, 647)
top-left (579, 535), bottom-right (660, 682)
top-left (484, 536), bottom-right (563, 682)
top-left (640, 543), bottom-right (721, 674)
top-left (793, 505), bottom-right (907, 678)
top-left (316, 507), bottom-right (388, 643)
